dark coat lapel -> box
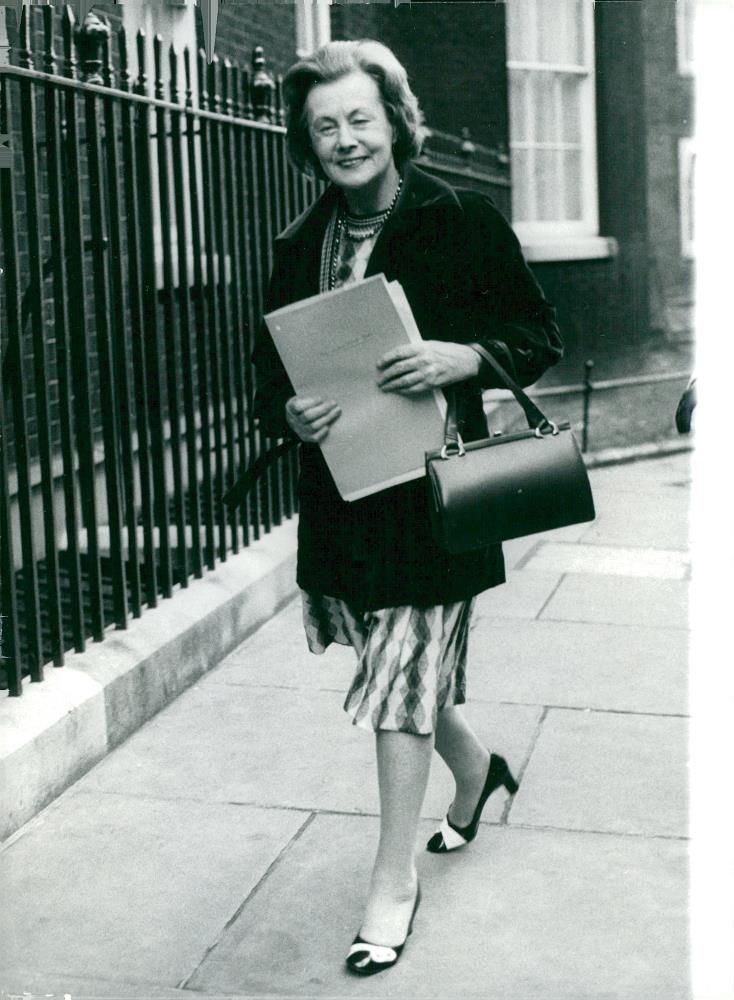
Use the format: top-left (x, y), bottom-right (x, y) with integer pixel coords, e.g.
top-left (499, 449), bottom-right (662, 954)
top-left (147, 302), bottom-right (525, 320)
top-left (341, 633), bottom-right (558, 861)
top-left (273, 162), bottom-right (465, 296)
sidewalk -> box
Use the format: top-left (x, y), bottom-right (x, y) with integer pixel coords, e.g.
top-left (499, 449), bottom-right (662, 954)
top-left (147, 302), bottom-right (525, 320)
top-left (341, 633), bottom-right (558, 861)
top-left (0, 454), bottom-right (691, 1000)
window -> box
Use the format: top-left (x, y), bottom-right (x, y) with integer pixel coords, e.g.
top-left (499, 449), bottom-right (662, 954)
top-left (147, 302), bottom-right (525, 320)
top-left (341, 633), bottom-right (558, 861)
top-left (676, 0), bottom-right (695, 75)
top-left (0, 8), bottom-right (9, 67)
top-left (506, 0), bottom-right (599, 245)
top-left (122, 0), bottom-right (203, 288)
top-left (295, 0), bottom-right (331, 59)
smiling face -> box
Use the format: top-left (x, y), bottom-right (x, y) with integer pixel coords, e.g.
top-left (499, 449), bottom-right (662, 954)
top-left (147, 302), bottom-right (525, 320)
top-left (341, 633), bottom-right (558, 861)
top-left (305, 70), bottom-right (399, 209)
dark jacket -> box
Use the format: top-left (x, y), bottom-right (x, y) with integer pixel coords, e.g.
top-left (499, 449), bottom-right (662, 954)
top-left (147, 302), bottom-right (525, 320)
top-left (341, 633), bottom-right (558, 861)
top-left (252, 162), bottom-right (563, 610)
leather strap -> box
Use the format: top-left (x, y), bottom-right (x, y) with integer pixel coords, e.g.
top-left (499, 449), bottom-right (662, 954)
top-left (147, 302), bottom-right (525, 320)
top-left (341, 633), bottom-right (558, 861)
top-left (444, 343), bottom-right (552, 446)
top-left (221, 437), bottom-right (298, 511)
top-left (224, 344), bottom-right (553, 507)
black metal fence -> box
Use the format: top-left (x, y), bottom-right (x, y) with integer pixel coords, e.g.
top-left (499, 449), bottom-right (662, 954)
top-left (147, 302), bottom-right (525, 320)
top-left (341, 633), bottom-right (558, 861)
top-left (1, 6), bottom-right (509, 698)
top-left (0, 7), bottom-right (322, 695)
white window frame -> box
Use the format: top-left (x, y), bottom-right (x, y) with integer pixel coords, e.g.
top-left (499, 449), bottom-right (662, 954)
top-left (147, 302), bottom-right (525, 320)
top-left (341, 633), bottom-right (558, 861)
top-left (679, 136), bottom-right (696, 258)
top-left (676, 0), bottom-right (695, 76)
top-left (506, 0), bottom-right (600, 249)
top-left (295, 0), bottom-right (331, 59)
top-left (122, 0), bottom-right (205, 289)
top-left (0, 8), bottom-right (10, 67)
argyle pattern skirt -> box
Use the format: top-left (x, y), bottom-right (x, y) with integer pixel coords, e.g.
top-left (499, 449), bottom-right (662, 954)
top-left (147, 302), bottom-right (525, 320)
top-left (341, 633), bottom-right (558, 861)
top-left (301, 590), bottom-right (475, 735)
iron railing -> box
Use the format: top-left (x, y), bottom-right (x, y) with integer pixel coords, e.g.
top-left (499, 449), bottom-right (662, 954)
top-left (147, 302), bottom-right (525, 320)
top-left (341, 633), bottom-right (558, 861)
top-left (0, 6), bottom-right (510, 697)
top-left (0, 7), bottom-right (320, 695)
top-left (487, 363), bottom-right (692, 453)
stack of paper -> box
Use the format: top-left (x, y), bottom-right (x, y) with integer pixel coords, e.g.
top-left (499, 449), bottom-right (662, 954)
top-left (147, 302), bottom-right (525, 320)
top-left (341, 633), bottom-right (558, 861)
top-left (265, 274), bottom-right (446, 501)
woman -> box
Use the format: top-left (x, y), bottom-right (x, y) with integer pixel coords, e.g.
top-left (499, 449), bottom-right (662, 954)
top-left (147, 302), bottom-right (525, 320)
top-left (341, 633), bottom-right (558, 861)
top-left (251, 40), bottom-right (563, 975)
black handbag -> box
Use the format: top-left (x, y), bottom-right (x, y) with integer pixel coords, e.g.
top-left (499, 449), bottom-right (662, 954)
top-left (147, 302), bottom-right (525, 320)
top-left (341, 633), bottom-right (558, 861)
top-left (425, 344), bottom-right (595, 553)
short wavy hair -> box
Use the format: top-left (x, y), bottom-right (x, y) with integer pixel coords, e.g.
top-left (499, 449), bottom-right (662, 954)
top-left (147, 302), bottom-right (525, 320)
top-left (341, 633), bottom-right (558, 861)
top-left (282, 40), bottom-right (427, 180)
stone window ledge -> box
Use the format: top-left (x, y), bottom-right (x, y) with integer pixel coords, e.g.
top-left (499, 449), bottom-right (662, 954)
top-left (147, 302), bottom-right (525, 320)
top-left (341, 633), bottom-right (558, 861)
top-left (521, 235), bottom-right (619, 263)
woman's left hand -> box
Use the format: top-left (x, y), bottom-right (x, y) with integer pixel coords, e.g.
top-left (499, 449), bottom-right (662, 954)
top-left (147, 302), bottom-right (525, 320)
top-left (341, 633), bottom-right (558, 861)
top-left (376, 341), bottom-right (480, 395)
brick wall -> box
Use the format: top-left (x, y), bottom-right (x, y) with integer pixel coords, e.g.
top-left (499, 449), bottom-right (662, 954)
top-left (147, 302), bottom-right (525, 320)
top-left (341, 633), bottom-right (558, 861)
top-left (208, 3), bottom-right (297, 78)
top-left (530, 255), bottom-right (642, 384)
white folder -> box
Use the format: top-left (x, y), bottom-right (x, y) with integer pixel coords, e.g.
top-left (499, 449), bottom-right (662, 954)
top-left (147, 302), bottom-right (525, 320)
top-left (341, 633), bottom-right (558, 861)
top-left (265, 274), bottom-right (446, 501)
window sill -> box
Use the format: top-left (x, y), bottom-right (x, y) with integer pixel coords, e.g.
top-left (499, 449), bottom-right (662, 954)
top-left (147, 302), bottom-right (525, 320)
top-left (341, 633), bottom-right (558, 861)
top-left (521, 235), bottom-right (619, 263)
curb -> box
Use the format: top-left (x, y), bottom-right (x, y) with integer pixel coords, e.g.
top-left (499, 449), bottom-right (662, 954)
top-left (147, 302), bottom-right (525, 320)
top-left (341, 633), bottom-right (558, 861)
top-left (0, 519), bottom-right (299, 842)
top-left (583, 438), bottom-right (694, 468)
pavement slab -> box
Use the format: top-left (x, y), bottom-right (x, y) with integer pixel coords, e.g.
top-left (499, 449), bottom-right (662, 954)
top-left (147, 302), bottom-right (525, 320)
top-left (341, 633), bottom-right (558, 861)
top-left (520, 540), bottom-right (690, 579)
top-left (473, 571), bottom-right (563, 621)
top-left (588, 453), bottom-right (691, 495)
top-left (188, 815), bottom-right (689, 1000)
top-left (0, 791), bottom-right (307, 987)
top-left (0, 972), bottom-right (189, 998)
top-left (76, 682), bottom-right (540, 824)
top-left (467, 619), bottom-right (687, 715)
top-left (540, 574), bottom-right (689, 629)
top-left (509, 708), bottom-right (689, 838)
top-left (577, 493), bottom-right (689, 550)
top-left (211, 596), bottom-right (355, 691)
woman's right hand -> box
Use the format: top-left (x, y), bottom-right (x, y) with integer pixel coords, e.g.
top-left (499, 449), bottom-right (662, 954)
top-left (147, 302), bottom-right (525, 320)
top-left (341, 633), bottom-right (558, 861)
top-left (285, 396), bottom-right (341, 443)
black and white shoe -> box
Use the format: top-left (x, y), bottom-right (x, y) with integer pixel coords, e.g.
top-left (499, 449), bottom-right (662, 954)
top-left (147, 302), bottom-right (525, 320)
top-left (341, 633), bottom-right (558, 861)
top-left (345, 883), bottom-right (422, 977)
top-left (426, 753), bottom-right (519, 853)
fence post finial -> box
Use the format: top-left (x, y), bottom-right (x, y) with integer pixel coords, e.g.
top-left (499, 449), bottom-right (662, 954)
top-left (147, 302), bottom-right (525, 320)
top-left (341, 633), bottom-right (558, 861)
top-left (251, 45), bottom-right (275, 124)
top-left (75, 10), bottom-right (110, 85)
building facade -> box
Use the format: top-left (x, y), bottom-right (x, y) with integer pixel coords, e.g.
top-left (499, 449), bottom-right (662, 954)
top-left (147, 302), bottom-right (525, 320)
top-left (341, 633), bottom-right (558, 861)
top-left (1, 0), bottom-right (695, 378)
top-left (214, 0), bottom-right (695, 377)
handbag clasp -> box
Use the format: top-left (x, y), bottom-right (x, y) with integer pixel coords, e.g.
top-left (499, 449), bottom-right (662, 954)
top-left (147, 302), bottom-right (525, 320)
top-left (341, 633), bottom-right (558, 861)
top-left (440, 432), bottom-right (466, 459)
top-left (535, 419), bottom-right (559, 438)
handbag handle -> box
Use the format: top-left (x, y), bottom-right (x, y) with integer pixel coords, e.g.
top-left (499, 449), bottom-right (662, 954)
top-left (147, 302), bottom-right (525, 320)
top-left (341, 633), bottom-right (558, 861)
top-left (443, 342), bottom-right (556, 454)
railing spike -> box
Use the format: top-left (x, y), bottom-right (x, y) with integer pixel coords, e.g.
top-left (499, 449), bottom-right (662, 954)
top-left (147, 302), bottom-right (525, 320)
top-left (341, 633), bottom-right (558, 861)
top-left (135, 28), bottom-right (148, 96)
top-left (197, 48), bottom-right (208, 110)
top-left (102, 32), bottom-right (114, 88)
top-left (222, 57), bottom-right (234, 118)
top-left (62, 5), bottom-right (78, 80)
top-left (229, 60), bottom-right (242, 119)
top-left (207, 54), bottom-right (220, 114)
top-left (17, 2), bottom-right (33, 70)
top-left (241, 65), bottom-right (253, 120)
top-left (153, 34), bottom-right (164, 101)
top-left (275, 74), bottom-right (286, 127)
top-left (118, 24), bottom-right (130, 93)
top-left (42, 4), bottom-right (57, 76)
top-left (183, 46), bottom-right (194, 109)
top-left (169, 44), bottom-right (180, 107)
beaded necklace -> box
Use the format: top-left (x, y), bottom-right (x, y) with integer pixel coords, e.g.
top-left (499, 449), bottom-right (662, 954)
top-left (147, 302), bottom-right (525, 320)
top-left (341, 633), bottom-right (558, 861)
top-left (328, 175), bottom-right (403, 291)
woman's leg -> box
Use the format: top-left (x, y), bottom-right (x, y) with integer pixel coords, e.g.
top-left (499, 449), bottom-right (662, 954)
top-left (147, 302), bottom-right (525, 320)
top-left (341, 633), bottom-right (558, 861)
top-left (359, 729), bottom-right (433, 946)
top-left (434, 705), bottom-right (491, 827)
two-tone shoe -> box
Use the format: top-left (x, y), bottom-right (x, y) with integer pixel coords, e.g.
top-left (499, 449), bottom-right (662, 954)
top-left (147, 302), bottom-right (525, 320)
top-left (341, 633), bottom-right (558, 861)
top-left (345, 882), bottom-right (422, 976)
top-left (426, 752), bottom-right (519, 853)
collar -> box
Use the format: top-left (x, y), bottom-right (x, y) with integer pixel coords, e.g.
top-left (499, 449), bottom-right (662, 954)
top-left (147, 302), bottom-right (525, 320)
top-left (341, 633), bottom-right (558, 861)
top-left (274, 161), bottom-right (464, 246)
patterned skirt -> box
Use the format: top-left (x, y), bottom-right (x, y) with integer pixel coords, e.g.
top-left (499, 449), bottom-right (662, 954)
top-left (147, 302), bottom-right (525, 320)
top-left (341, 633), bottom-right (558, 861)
top-left (301, 590), bottom-right (475, 735)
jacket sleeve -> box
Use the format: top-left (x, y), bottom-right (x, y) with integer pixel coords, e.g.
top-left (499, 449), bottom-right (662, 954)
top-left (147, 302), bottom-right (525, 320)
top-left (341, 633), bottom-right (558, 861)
top-left (250, 248), bottom-right (297, 440)
top-left (459, 191), bottom-right (564, 389)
